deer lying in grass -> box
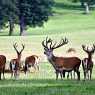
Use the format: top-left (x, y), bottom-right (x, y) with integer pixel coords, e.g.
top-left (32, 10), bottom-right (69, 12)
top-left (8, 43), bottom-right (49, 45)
top-left (82, 45), bottom-right (95, 80)
top-left (42, 37), bottom-right (81, 80)
top-left (10, 43), bottom-right (25, 79)
top-left (0, 55), bottom-right (6, 80)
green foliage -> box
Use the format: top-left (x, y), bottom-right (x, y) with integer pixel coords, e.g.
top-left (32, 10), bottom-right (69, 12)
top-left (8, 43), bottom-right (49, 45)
top-left (0, 0), bottom-right (54, 35)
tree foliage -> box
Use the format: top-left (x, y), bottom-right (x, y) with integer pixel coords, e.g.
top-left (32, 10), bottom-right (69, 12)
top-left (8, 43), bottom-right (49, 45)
top-left (0, 0), bottom-right (54, 35)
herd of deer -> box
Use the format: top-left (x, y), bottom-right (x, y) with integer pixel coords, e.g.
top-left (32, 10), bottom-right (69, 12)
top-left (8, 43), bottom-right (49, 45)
top-left (0, 37), bottom-right (95, 81)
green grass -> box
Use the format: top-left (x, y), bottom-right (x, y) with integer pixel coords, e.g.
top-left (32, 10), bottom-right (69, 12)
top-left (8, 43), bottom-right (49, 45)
top-left (0, 0), bottom-right (95, 95)
top-left (0, 79), bottom-right (95, 95)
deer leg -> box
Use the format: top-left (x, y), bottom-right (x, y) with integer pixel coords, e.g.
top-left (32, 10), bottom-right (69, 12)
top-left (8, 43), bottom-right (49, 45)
top-left (14, 70), bottom-right (17, 79)
top-left (33, 64), bottom-right (36, 71)
top-left (70, 71), bottom-right (72, 80)
top-left (75, 69), bottom-right (80, 80)
top-left (60, 71), bottom-right (63, 80)
top-left (2, 67), bottom-right (5, 79)
top-left (73, 71), bottom-right (75, 79)
top-left (84, 71), bottom-right (86, 81)
top-left (87, 71), bottom-right (90, 80)
top-left (62, 71), bottom-right (65, 78)
top-left (11, 71), bottom-right (13, 78)
top-left (37, 65), bottom-right (39, 71)
top-left (90, 69), bottom-right (92, 80)
top-left (67, 72), bottom-right (69, 79)
top-left (56, 71), bottom-right (59, 80)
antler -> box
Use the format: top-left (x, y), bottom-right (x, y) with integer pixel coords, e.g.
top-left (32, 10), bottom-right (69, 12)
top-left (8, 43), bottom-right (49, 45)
top-left (42, 37), bottom-right (68, 50)
top-left (42, 37), bottom-right (52, 49)
top-left (13, 43), bottom-right (25, 54)
top-left (90, 44), bottom-right (95, 53)
top-left (82, 44), bottom-right (95, 53)
top-left (19, 44), bottom-right (25, 54)
top-left (51, 38), bottom-right (68, 49)
top-left (82, 45), bottom-right (89, 53)
top-left (13, 42), bottom-right (19, 54)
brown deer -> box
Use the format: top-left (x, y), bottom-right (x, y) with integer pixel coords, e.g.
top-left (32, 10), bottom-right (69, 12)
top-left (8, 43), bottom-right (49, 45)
top-left (10, 43), bottom-right (25, 79)
top-left (24, 55), bottom-right (39, 74)
top-left (0, 55), bottom-right (6, 80)
top-left (42, 37), bottom-right (81, 80)
top-left (82, 45), bottom-right (95, 80)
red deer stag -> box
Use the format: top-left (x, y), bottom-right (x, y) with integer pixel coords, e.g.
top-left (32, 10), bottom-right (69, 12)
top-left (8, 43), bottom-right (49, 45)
top-left (24, 55), bottom-right (39, 74)
top-left (10, 43), bottom-right (25, 79)
top-left (82, 45), bottom-right (95, 80)
top-left (42, 37), bottom-right (81, 80)
top-left (0, 55), bottom-right (6, 80)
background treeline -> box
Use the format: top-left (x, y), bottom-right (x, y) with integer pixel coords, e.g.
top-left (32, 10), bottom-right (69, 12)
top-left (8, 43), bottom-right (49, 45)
top-left (0, 0), bottom-right (54, 36)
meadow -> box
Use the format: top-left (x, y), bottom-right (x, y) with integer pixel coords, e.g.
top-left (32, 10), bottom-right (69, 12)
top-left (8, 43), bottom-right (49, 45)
top-left (0, 0), bottom-right (95, 95)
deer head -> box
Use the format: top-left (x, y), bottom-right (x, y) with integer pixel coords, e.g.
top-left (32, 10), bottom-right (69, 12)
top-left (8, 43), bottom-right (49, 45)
top-left (82, 44), bottom-right (95, 56)
top-left (13, 43), bottom-right (25, 59)
top-left (42, 37), bottom-right (68, 58)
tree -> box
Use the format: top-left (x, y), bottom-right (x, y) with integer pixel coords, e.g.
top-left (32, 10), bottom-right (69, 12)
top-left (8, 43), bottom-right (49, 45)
top-left (17, 0), bottom-right (54, 35)
top-left (80, 0), bottom-right (95, 14)
top-left (0, 0), bottom-right (18, 36)
top-left (0, 0), bottom-right (54, 36)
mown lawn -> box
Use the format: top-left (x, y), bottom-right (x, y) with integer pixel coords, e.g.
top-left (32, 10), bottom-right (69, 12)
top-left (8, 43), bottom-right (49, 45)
top-left (0, 0), bottom-right (95, 95)
top-left (0, 79), bottom-right (95, 95)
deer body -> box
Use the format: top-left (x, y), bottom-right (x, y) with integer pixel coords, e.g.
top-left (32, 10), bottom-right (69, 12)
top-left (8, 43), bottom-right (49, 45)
top-left (0, 55), bottom-right (6, 80)
top-left (24, 55), bottom-right (39, 74)
top-left (82, 45), bottom-right (95, 80)
top-left (42, 37), bottom-right (81, 80)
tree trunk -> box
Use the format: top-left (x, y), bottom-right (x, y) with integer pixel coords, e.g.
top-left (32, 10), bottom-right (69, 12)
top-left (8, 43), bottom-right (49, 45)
top-left (9, 17), bottom-right (14, 36)
top-left (84, 2), bottom-right (90, 14)
top-left (81, 2), bottom-right (85, 8)
top-left (19, 16), bottom-right (25, 36)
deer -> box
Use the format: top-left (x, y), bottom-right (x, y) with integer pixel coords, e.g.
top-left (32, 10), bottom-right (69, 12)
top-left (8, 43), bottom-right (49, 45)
top-left (82, 45), bottom-right (95, 81)
top-left (10, 43), bottom-right (25, 79)
top-left (24, 55), bottom-right (40, 74)
top-left (0, 55), bottom-right (6, 80)
top-left (42, 37), bottom-right (81, 80)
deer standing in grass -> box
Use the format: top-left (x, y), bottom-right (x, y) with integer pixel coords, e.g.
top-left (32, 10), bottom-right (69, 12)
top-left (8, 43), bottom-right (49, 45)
top-left (10, 43), bottom-right (25, 79)
top-left (82, 45), bottom-right (95, 80)
top-left (24, 55), bottom-right (39, 74)
top-left (0, 55), bottom-right (6, 80)
top-left (42, 37), bottom-right (81, 80)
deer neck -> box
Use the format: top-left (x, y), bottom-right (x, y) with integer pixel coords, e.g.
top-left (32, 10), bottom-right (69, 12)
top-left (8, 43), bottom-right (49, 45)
top-left (88, 54), bottom-right (92, 62)
top-left (47, 54), bottom-right (57, 70)
top-left (17, 54), bottom-right (21, 62)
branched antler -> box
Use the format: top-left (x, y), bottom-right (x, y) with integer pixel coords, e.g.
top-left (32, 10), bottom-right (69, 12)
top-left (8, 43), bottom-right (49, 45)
top-left (82, 44), bottom-right (95, 53)
top-left (42, 37), bottom-right (68, 50)
top-left (13, 43), bottom-right (25, 54)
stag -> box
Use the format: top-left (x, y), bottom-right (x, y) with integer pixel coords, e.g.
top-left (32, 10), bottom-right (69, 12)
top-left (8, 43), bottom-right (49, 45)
top-left (10, 43), bottom-right (25, 79)
top-left (82, 45), bottom-right (95, 80)
top-left (24, 55), bottom-right (39, 74)
top-left (42, 37), bottom-right (81, 80)
top-left (0, 55), bottom-right (6, 80)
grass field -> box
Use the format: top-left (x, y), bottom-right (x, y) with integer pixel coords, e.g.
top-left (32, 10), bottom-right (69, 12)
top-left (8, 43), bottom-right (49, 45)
top-left (0, 0), bottom-right (95, 95)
